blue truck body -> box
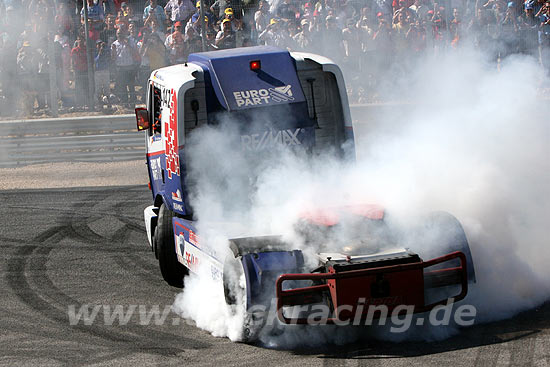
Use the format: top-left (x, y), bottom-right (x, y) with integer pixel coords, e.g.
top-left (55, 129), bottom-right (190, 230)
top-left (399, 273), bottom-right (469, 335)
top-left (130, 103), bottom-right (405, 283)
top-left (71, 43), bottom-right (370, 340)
top-left (135, 47), bottom-right (474, 341)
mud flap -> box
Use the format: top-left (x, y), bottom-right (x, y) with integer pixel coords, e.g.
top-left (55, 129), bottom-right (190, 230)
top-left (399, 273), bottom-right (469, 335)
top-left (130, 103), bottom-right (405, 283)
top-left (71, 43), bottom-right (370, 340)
top-left (143, 205), bottom-right (158, 248)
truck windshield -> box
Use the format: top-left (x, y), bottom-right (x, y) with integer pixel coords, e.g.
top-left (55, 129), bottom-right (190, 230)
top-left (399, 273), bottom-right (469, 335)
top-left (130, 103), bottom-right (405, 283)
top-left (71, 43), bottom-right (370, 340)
top-left (207, 102), bottom-right (316, 152)
top-left (209, 102), bottom-right (315, 132)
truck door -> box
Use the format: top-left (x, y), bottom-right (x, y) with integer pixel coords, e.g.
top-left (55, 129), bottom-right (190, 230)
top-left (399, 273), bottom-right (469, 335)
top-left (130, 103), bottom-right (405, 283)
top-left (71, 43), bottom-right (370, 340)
top-left (147, 82), bottom-right (165, 197)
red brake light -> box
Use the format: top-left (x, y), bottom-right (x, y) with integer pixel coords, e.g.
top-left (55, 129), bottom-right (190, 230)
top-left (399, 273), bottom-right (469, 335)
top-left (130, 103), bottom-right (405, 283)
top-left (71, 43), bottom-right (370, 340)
top-left (250, 60), bottom-right (261, 71)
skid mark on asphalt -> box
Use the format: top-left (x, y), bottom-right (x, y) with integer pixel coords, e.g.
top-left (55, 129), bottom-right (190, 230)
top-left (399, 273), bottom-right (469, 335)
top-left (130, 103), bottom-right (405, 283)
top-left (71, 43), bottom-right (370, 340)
top-left (3, 205), bottom-right (143, 221)
top-left (4, 186), bottom-right (549, 366)
top-left (112, 200), bottom-right (147, 232)
top-left (114, 254), bottom-right (161, 283)
top-left (66, 190), bottom-right (145, 245)
top-left (108, 197), bottom-right (164, 280)
top-left (3, 190), bottom-right (211, 365)
top-left (6, 233), bottom-right (136, 345)
top-left (125, 253), bottom-right (159, 274)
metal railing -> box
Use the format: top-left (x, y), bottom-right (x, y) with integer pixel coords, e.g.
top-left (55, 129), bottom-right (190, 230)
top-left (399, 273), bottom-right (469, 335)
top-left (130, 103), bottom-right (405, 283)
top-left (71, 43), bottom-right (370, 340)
top-left (0, 104), bottom-right (407, 167)
top-left (0, 115), bottom-right (143, 168)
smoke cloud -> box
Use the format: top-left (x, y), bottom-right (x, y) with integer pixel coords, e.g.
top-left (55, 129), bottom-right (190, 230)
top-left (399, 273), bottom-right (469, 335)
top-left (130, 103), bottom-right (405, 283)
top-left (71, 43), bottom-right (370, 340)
top-left (171, 44), bottom-right (550, 347)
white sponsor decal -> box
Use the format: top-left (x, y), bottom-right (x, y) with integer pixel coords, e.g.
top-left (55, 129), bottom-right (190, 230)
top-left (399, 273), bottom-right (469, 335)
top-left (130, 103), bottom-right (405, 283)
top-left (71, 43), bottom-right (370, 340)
top-left (233, 85), bottom-right (294, 107)
top-left (269, 85), bottom-right (294, 102)
top-left (176, 234), bottom-right (185, 257)
top-left (210, 264), bottom-right (223, 281)
top-left (172, 189), bottom-right (183, 202)
top-left (184, 241), bottom-right (201, 271)
top-left (173, 203), bottom-right (184, 212)
top-left (241, 128), bottom-right (304, 151)
top-left (150, 158), bottom-right (162, 181)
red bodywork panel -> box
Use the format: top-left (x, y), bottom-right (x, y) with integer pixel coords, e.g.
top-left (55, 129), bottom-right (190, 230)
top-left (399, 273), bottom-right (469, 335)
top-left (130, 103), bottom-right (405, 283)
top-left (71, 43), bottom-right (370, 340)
top-left (327, 267), bottom-right (424, 320)
top-left (276, 251), bottom-right (468, 324)
top-left (299, 204), bottom-right (385, 226)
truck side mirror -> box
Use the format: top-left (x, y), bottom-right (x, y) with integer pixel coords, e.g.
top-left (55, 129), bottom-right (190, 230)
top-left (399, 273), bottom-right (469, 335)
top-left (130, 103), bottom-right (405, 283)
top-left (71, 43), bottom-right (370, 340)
top-left (135, 107), bottom-right (150, 131)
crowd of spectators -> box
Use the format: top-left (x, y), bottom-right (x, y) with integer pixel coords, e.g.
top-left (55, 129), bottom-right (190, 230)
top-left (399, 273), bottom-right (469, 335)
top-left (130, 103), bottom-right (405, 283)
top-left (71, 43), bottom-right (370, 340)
top-left (1, 0), bottom-right (550, 114)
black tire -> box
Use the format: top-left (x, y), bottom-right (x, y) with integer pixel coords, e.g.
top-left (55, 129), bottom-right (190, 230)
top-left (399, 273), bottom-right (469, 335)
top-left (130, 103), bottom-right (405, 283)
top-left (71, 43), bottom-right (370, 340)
top-left (156, 203), bottom-right (188, 288)
top-left (223, 256), bottom-right (243, 306)
top-left (223, 256), bottom-right (265, 343)
top-left (416, 211), bottom-right (476, 283)
top-left (152, 216), bottom-right (159, 259)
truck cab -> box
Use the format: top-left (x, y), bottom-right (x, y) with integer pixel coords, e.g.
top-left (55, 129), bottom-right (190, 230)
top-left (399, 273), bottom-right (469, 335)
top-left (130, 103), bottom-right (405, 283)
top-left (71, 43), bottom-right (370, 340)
top-left (136, 47), bottom-right (474, 341)
top-left (136, 46), bottom-right (355, 287)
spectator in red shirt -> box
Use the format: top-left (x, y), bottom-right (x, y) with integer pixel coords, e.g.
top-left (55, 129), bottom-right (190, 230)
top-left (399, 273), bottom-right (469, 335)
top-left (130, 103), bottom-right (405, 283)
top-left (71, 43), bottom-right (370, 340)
top-left (55, 3), bottom-right (74, 36)
top-left (71, 37), bottom-right (89, 108)
top-left (116, 10), bottom-right (130, 32)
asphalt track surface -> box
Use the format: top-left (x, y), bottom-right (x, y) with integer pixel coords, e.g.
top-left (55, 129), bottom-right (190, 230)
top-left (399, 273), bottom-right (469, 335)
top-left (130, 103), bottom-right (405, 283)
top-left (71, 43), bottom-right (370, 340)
top-left (1, 185), bottom-right (549, 366)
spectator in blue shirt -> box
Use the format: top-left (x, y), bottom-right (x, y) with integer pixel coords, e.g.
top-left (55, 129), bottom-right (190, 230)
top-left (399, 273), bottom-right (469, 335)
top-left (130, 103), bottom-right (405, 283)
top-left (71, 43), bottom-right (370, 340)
top-left (81, 0), bottom-right (105, 41)
top-left (80, 0), bottom-right (104, 24)
top-left (144, 0), bottom-right (166, 30)
top-left (94, 40), bottom-right (110, 104)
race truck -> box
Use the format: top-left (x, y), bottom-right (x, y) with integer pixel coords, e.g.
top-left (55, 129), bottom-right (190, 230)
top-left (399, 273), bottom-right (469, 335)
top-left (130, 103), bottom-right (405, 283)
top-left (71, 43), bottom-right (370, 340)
top-left (135, 46), bottom-right (476, 340)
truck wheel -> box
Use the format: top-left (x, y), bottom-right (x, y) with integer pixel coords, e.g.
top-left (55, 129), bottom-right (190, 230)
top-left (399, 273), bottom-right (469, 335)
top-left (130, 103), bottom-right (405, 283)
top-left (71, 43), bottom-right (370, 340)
top-left (223, 256), bottom-right (266, 343)
top-left (156, 203), bottom-right (188, 288)
top-left (416, 211), bottom-right (476, 283)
